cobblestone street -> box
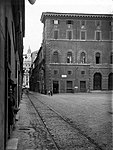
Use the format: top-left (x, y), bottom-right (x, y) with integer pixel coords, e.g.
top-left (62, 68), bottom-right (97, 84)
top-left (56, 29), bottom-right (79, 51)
top-left (9, 92), bottom-right (112, 150)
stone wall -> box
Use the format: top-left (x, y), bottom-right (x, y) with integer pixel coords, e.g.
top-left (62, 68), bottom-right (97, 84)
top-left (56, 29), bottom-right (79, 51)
top-left (0, 1), bottom-right (5, 149)
top-left (41, 13), bottom-right (112, 93)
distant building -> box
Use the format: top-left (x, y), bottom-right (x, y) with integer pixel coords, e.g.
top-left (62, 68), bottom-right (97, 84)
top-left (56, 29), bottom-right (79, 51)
top-left (31, 50), bottom-right (38, 64)
top-left (23, 47), bottom-right (32, 88)
top-left (23, 48), bottom-right (38, 89)
top-left (29, 46), bottom-right (45, 93)
top-left (30, 12), bottom-right (113, 93)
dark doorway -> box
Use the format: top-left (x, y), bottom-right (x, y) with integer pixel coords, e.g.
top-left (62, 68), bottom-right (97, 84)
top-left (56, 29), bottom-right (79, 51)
top-left (108, 73), bottom-right (113, 90)
top-left (53, 81), bottom-right (59, 94)
top-left (66, 81), bottom-right (73, 93)
top-left (80, 81), bottom-right (86, 92)
top-left (93, 73), bottom-right (102, 90)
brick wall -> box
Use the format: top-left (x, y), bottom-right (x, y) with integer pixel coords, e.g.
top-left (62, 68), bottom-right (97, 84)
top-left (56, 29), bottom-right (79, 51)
top-left (42, 13), bottom-right (112, 92)
top-left (45, 18), bottom-right (111, 41)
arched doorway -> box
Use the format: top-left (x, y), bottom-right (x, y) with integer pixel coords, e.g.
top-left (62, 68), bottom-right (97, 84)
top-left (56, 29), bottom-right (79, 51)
top-left (93, 73), bottom-right (102, 90)
top-left (108, 73), bottom-right (113, 90)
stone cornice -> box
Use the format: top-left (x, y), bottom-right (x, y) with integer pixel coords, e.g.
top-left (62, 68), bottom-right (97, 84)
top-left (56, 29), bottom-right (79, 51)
top-left (45, 39), bottom-right (112, 42)
top-left (50, 63), bottom-right (90, 66)
top-left (41, 12), bottom-right (113, 23)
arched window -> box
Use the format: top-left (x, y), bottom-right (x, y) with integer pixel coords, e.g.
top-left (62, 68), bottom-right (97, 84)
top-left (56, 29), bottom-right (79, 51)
top-left (110, 52), bottom-right (113, 64)
top-left (52, 51), bottom-right (59, 63)
top-left (95, 52), bottom-right (101, 64)
top-left (80, 52), bottom-right (86, 63)
top-left (54, 30), bottom-right (58, 39)
top-left (67, 52), bottom-right (73, 63)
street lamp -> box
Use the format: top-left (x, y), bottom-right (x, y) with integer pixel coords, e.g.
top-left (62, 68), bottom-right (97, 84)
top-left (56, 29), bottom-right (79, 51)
top-left (28, 0), bottom-right (36, 5)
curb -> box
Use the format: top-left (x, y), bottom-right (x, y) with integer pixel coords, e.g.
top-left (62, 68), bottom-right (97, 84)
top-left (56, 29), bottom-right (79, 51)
top-left (6, 138), bottom-right (18, 150)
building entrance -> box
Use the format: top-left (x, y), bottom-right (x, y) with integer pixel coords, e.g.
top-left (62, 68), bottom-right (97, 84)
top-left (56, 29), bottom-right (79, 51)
top-left (93, 73), bottom-right (102, 90)
top-left (80, 81), bottom-right (86, 92)
top-left (66, 81), bottom-right (73, 93)
top-left (53, 81), bottom-right (59, 93)
top-left (108, 73), bottom-right (113, 90)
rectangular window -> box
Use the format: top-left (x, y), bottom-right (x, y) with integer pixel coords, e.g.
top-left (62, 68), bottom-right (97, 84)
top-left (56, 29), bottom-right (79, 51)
top-left (54, 70), bottom-right (58, 75)
top-left (81, 31), bottom-right (86, 40)
top-left (67, 70), bottom-right (72, 75)
top-left (67, 81), bottom-right (72, 88)
top-left (53, 20), bottom-right (59, 24)
top-left (66, 20), bottom-right (73, 24)
top-left (67, 30), bottom-right (72, 39)
top-left (54, 30), bottom-right (58, 39)
top-left (81, 71), bottom-right (85, 75)
top-left (96, 31), bottom-right (101, 40)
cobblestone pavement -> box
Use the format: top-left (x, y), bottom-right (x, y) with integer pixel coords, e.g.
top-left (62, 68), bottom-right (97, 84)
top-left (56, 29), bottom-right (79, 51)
top-left (29, 92), bottom-right (112, 150)
top-left (10, 94), bottom-right (56, 150)
top-left (10, 92), bottom-right (112, 150)
top-left (28, 94), bottom-right (101, 150)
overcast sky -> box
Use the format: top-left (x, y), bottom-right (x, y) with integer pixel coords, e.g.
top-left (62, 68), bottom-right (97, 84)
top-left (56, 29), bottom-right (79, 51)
top-left (23, 0), bottom-right (113, 53)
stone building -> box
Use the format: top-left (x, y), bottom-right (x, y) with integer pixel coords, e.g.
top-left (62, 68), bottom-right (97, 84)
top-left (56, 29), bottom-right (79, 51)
top-left (0, 0), bottom-right (25, 149)
top-left (31, 50), bottom-right (38, 64)
top-left (29, 46), bottom-right (45, 93)
top-left (39, 12), bottom-right (113, 94)
top-left (23, 47), bottom-right (32, 88)
top-left (23, 48), bottom-right (38, 89)
top-left (0, 0), bottom-right (37, 149)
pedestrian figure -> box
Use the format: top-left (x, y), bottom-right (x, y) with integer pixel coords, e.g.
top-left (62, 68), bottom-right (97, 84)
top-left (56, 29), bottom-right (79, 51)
top-left (26, 88), bottom-right (29, 94)
top-left (50, 90), bottom-right (53, 96)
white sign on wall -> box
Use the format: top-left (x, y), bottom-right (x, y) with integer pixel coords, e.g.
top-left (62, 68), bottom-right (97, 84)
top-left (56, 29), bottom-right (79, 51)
top-left (61, 75), bottom-right (67, 78)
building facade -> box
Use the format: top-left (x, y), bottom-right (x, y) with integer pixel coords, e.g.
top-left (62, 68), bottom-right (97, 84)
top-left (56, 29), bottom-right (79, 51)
top-left (30, 12), bottom-right (113, 94)
top-left (0, 0), bottom-right (25, 149)
top-left (29, 46), bottom-right (45, 93)
top-left (31, 50), bottom-right (38, 64)
top-left (23, 47), bottom-right (32, 88)
top-left (40, 12), bottom-right (113, 94)
top-left (23, 48), bottom-right (38, 89)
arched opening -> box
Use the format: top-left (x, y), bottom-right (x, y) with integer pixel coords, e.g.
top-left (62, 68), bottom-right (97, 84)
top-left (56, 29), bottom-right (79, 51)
top-left (108, 73), bottom-right (113, 90)
top-left (93, 73), bottom-right (102, 90)
top-left (95, 52), bottom-right (100, 64)
top-left (67, 52), bottom-right (73, 63)
top-left (80, 52), bottom-right (86, 63)
top-left (52, 51), bottom-right (59, 63)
